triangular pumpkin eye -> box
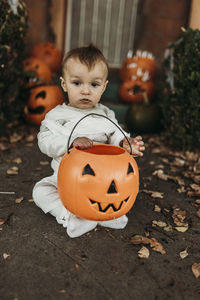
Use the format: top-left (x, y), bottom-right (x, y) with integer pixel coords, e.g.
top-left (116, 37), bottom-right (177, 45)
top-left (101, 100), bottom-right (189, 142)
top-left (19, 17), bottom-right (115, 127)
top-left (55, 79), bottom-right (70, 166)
top-left (127, 163), bottom-right (134, 174)
top-left (82, 164), bottom-right (95, 176)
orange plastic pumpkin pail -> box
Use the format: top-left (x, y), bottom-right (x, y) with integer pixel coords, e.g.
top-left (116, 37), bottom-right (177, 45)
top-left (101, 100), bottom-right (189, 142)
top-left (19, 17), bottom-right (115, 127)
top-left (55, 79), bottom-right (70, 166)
top-left (57, 113), bottom-right (139, 221)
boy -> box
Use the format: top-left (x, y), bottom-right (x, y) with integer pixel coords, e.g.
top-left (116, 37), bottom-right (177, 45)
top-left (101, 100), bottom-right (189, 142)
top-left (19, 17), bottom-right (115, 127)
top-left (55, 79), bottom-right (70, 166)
top-left (33, 45), bottom-right (145, 238)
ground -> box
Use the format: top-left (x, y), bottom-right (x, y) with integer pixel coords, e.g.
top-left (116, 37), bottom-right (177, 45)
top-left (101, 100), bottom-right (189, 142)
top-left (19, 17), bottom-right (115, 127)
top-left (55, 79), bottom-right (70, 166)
top-left (0, 122), bottom-right (200, 300)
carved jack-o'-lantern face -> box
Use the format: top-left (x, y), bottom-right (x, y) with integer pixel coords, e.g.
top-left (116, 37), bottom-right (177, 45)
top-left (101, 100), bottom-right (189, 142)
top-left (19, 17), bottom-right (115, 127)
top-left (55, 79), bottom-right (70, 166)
top-left (58, 144), bottom-right (139, 221)
top-left (24, 85), bottom-right (64, 126)
top-left (30, 42), bottom-right (62, 73)
top-left (119, 80), bottom-right (155, 103)
top-left (120, 51), bottom-right (156, 82)
top-left (23, 57), bottom-right (52, 87)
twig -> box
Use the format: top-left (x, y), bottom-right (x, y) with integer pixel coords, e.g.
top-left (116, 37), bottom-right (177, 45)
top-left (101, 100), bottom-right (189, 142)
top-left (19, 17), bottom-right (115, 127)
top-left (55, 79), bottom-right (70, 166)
top-left (0, 192), bottom-right (15, 194)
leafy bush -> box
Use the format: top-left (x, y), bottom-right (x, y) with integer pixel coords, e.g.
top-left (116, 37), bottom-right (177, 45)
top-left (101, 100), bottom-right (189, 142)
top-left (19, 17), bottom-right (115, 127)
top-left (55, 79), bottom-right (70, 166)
top-left (0, 0), bottom-right (27, 127)
top-left (160, 28), bottom-right (200, 150)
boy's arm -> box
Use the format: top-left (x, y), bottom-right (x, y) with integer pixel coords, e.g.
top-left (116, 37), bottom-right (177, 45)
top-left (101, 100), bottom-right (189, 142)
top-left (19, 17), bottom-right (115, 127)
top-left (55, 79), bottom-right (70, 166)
top-left (38, 125), bottom-right (69, 158)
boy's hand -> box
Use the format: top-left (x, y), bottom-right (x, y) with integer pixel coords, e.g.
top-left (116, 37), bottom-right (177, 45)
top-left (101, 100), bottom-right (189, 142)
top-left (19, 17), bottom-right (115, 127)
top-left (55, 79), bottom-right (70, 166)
top-left (121, 136), bottom-right (145, 156)
top-left (72, 137), bottom-right (93, 149)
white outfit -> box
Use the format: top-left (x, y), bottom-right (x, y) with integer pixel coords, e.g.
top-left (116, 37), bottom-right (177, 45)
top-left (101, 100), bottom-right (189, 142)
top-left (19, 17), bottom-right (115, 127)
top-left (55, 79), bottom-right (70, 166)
top-left (33, 103), bottom-right (130, 237)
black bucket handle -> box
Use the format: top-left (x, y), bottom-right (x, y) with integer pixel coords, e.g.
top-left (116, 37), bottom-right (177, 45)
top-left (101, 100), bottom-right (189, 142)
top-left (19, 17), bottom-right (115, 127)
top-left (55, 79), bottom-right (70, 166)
top-left (66, 113), bottom-right (132, 155)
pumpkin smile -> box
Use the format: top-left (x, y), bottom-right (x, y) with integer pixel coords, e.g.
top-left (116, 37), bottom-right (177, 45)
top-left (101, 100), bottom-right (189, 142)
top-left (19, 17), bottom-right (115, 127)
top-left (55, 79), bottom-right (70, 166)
top-left (89, 197), bottom-right (130, 213)
top-left (27, 105), bottom-right (45, 114)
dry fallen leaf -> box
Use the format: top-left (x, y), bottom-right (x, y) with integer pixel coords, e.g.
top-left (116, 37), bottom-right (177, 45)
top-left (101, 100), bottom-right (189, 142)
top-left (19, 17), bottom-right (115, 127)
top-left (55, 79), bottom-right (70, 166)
top-left (9, 132), bottom-right (23, 143)
top-left (25, 134), bottom-right (35, 142)
top-left (149, 238), bottom-right (166, 255)
top-left (173, 157), bottom-right (185, 167)
top-left (196, 209), bottom-right (200, 218)
top-left (7, 166), bottom-right (19, 175)
top-left (0, 219), bottom-right (5, 225)
top-left (75, 264), bottom-right (80, 270)
top-left (12, 157), bottom-right (22, 164)
top-left (164, 225), bottom-right (173, 232)
top-left (130, 235), bottom-right (150, 245)
top-left (0, 142), bottom-right (8, 151)
top-left (152, 169), bottom-right (169, 181)
top-left (179, 249), bottom-right (188, 259)
top-left (138, 246), bottom-right (150, 259)
top-left (152, 220), bottom-right (167, 228)
top-left (59, 290), bottom-right (67, 294)
top-left (172, 208), bottom-right (188, 227)
top-left (142, 189), bottom-right (164, 199)
top-left (40, 161), bottom-right (49, 166)
top-left (154, 205), bottom-right (161, 212)
top-left (130, 235), bottom-right (166, 255)
top-left (192, 263), bottom-right (200, 279)
top-left (3, 253), bottom-right (10, 259)
top-left (175, 226), bottom-right (188, 232)
top-left (15, 197), bottom-right (24, 204)
top-left (190, 184), bottom-right (200, 193)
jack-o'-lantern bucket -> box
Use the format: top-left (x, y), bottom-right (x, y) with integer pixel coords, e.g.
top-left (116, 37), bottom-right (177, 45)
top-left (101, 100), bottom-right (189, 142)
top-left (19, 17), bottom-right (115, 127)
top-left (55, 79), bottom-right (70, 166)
top-left (57, 113), bottom-right (139, 221)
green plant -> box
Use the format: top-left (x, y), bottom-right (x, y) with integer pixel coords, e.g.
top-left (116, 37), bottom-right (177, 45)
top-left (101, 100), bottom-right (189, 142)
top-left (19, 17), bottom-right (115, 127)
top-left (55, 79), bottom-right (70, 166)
top-left (160, 28), bottom-right (200, 150)
top-left (0, 0), bottom-right (27, 127)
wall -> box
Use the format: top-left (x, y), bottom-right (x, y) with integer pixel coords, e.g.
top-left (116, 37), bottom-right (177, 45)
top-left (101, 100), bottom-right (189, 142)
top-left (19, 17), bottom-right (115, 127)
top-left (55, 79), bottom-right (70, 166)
top-left (24, 0), bottom-right (191, 66)
top-left (135, 0), bottom-right (191, 66)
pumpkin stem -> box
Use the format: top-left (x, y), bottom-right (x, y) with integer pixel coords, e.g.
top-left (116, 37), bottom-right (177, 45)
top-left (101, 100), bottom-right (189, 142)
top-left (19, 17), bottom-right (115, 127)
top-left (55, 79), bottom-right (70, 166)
top-left (143, 92), bottom-right (149, 104)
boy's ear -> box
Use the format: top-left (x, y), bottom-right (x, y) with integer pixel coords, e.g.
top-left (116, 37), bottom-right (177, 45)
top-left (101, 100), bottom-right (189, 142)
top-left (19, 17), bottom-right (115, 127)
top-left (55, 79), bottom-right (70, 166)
top-left (103, 80), bottom-right (109, 93)
top-left (60, 76), bottom-right (67, 92)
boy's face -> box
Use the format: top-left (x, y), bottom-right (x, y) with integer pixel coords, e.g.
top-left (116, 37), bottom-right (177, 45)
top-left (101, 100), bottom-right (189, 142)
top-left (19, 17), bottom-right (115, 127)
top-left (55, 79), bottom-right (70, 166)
top-left (60, 58), bottom-right (108, 109)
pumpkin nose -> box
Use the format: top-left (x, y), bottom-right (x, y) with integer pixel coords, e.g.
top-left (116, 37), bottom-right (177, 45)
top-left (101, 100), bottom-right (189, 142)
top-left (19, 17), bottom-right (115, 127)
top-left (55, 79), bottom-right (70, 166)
top-left (107, 180), bottom-right (117, 194)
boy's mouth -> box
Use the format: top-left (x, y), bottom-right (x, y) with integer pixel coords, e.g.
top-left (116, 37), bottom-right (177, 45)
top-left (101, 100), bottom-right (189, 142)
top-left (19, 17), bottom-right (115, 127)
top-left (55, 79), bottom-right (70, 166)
top-left (80, 99), bottom-right (91, 104)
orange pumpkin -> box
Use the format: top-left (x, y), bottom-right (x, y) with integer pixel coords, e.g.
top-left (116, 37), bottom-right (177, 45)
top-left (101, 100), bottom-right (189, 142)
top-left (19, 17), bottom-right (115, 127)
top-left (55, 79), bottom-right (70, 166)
top-left (121, 51), bottom-right (156, 82)
top-left (30, 42), bottom-right (62, 73)
top-left (119, 80), bottom-right (155, 103)
top-left (24, 85), bottom-right (64, 126)
top-left (23, 57), bottom-right (52, 87)
top-left (57, 144), bottom-right (139, 221)
top-left (120, 57), bottom-right (137, 81)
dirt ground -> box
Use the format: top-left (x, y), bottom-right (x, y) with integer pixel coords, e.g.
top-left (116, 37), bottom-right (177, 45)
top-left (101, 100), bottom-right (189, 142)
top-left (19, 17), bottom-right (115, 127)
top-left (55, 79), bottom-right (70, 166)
top-left (0, 122), bottom-right (200, 300)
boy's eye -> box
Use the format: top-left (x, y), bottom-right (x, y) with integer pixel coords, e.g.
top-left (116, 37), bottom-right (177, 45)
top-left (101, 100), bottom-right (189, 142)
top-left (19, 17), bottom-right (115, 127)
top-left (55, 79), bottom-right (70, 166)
top-left (91, 82), bottom-right (100, 87)
top-left (73, 81), bottom-right (81, 86)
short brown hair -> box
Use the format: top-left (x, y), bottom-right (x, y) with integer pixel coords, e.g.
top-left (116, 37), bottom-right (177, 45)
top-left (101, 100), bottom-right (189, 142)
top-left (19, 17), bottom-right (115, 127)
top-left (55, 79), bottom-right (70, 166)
top-left (62, 44), bottom-right (108, 76)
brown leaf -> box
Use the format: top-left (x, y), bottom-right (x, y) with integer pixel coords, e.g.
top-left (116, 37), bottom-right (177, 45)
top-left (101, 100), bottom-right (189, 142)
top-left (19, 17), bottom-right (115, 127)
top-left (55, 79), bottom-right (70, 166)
top-left (0, 142), bottom-right (8, 151)
top-left (9, 132), bottom-right (23, 143)
top-left (152, 220), bottom-right (167, 228)
top-left (26, 143), bottom-right (33, 147)
top-left (154, 205), bottom-right (161, 212)
top-left (59, 290), bottom-right (67, 294)
top-left (175, 226), bottom-right (188, 232)
top-left (25, 134), bottom-right (35, 142)
top-left (192, 263), bottom-right (200, 279)
top-left (152, 169), bottom-right (169, 181)
top-left (196, 209), bottom-right (200, 218)
top-left (172, 208), bottom-right (188, 227)
top-left (138, 246), bottom-right (150, 259)
top-left (40, 161), bottom-right (49, 166)
top-left (0, 219), bottom-right (5, 225)
top-left (173, 157), bottom-right (185, 167)
top-left (130, 235), bottom-right (150, 245)
top-left (15, 197), bottom-right (24, 204)
top-left (142, 189), bottom-right (164, 199)
top-left (149, 238), bottom-right (166, 255)
top-left (179, 249), bottom-right (188, 259)
top-left (3, 253), bottom-right (10, 259)
top-left (7, 166), bottom-right (19, 175)
top-left (13, 157), bottom-right (22, 164)
top-left (190, 184), bottom-right (200, 193)
top-left (130, 235), bottom-right (166, 255)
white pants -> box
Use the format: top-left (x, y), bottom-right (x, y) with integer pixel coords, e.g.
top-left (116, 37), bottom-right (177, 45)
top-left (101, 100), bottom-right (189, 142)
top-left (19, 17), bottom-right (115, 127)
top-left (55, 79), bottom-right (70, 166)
top-left (32, 174), bottom-right (128, 238)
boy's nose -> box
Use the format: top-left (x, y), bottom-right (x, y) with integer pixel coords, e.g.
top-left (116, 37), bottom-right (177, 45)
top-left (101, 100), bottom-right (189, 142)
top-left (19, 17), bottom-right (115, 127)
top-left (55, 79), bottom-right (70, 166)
top-left (81, 85), bottom-right (90, 94)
